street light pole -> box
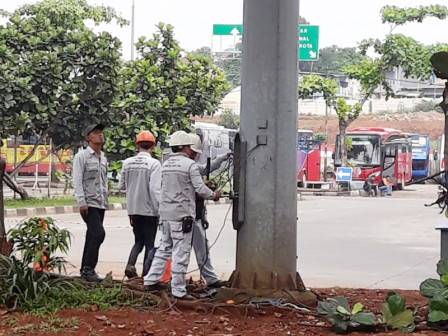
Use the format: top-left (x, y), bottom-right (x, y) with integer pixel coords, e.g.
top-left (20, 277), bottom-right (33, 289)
top-left (324, 65), bottom-right (329, 182)
top-left (131, 0), bottom-right (135, 61)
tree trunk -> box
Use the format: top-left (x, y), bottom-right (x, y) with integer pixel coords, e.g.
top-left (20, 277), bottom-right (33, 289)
top-left (3, 173), bottom-right (29, 200)
top-left (339, 118), bottom-right (348, 167)
top-left (339, 117), bottom-right (355, 167)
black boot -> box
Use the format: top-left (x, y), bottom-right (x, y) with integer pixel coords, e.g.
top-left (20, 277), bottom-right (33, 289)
top-left (81, 267), bottom-right (102, 283)
top-left (125, 265), bottom-right (138, 279)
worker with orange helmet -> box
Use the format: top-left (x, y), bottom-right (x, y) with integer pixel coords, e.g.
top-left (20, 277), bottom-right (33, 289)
top-left (119, 130), bottom-right (161, 279)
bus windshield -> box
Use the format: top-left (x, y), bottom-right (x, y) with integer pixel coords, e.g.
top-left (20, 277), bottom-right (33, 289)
top-left (336, 134), bottom-right (381, 166)
top-left (298, 131), bottom-right (313, 147)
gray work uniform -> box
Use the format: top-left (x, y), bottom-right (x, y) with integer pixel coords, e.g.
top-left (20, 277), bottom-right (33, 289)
top-left (119, 151), bottom-right (162, 275)
top-left (193, 154), bottom-right (228, 285)
top-left (72, 146), bottom-right (108, 272)
top-left (119, 152), bottom-right (161, 216)
top-left (144, 152), bottom-right (216, 298)
top-left (73, 146), bottom-right (108, 209)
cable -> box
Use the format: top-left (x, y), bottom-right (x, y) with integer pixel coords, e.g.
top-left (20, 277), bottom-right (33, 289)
top-left (217, 144), bottom-right (260, 192)
top-left (209, 202), bottom-right (232, 249)
top-left (187, 202), bottom-right (232, 276)
top-left (188, 143), bottom-right (260, 278)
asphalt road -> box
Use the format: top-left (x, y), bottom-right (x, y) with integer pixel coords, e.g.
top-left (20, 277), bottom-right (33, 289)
top-left (5, 184), bottom-right (445, 290)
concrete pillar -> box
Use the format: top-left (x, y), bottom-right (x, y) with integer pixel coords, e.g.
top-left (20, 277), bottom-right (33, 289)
top-left (232, 0), bottom-right (303, 291)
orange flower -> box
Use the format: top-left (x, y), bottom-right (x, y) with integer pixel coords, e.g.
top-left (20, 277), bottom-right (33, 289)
top-left (42, 254), bottom-right (48, 263)
top-left (39, 219), bottom-right (47, 231)
top-left (33, 261), bottom-right (42, 272)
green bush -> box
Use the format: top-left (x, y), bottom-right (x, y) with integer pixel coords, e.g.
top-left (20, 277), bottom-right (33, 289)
top-left (9, 217), bottom-right (71, 273)
top-left (0, 255), bottom-right (74, 311)
top-left (412, 100), bottom-right (443, 113)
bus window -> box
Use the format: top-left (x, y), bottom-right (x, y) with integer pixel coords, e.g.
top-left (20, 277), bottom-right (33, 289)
top-left (336, 134), bottom-right (381, 166)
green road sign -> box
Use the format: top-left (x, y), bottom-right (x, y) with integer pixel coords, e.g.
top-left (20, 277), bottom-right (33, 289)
top-left (213, 24), bottom-right (243, 36)
top-left (299, 25), bottom-right (319, 61)
top-left (212, 24), bottom-right (319, 61)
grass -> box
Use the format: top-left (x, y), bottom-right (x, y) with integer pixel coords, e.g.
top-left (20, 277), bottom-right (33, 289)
top-left (4, 196), bottom-right (126, 209)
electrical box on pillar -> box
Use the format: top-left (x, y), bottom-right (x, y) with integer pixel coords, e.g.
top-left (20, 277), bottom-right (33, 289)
top-left (231, 132), bottom-right (247, 230)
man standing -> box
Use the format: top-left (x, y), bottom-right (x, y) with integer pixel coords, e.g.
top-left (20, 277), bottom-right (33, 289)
top-left (119, 131), bottom-right (161, 279)
top-left (144, 131), bottom-right (221, 300)
top-left (188, 133), bottom-right (229, 288)
top-left (73, 123), bottom-right (108, 283)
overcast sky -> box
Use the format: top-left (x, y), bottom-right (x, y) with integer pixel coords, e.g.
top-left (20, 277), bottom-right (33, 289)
top-left (2, 0), bottom-right (447, 60)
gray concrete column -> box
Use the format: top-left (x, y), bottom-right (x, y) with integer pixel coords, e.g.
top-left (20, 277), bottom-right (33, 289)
top-left (233, 0), bottom-right (302, 290)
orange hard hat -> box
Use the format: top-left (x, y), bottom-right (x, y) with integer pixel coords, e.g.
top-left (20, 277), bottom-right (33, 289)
top-left (136, 131), bottom-right (156, 145)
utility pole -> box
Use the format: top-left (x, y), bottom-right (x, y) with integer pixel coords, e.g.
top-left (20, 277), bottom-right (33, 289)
top-left (324, 64), bottom-right (329, 182)
top-left (130, 0), bottom-right (135, 61)
top-left (221, 0), bottom-right (315, 305)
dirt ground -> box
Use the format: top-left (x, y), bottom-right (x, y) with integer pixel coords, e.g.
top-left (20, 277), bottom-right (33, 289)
top-left (0, 287), bottom-right (442, 336)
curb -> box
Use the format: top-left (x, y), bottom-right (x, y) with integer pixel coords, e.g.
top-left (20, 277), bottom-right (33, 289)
top-left (4, 203), bottom-right (126, 218)
top-left (4, 198), bottom-right (232, 218)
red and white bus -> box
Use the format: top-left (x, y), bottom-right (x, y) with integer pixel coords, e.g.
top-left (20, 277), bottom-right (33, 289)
top-left (297, 130), bottom-right (321, 187)
top-left (334, 127), bottom-right (412, 189)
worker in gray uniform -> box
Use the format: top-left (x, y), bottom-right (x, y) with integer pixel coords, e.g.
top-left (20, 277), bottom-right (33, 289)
top-left (188, 133), bottom-right (230, 288)
top-left (119, 130), bottom-right (161, 279)
top-left (144, 131), bottom-right (221, 300)
top-left (72, 123), bottom-right (108, 283)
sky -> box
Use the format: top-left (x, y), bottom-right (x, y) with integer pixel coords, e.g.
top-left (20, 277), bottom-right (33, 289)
top-left (1, 0), bottom-right (447, 60)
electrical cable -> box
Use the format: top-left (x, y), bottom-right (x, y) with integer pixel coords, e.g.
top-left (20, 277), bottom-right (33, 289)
top-left (188, 144), bottom-right (261, 277)
top-left (216, 144), bottom-right (260, 192)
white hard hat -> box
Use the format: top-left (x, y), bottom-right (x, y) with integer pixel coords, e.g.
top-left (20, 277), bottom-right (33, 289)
top-left (188, 134), bottom-right (202, 154)
top-left (169, 131), bottom-right (194, 147)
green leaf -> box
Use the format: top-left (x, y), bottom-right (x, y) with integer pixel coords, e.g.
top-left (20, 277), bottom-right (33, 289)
top-left (428, 310), bottom-right (448, 323)
top-left (387, 310), bottom-right (415, 331)
top-left (337, 305), bottom-right (351, 315)
top-left (429, 297), bottom-right (448, 313)
top-left (437, 258), bottom-right (448, 277)
top-left (420, 278), bottom-right (445, 298)
top-left (352, 312), bottom-right (376, 325)
top-left (387, 293), bottom-right (406, 316)
top-left (430, 52), bottom-right (448, 79)
top-left (351, 302), bottom-right (363, 315)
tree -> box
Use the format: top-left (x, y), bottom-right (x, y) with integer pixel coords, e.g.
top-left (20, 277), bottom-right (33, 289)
top-left (0, 0), bottom-right (125, 198)
top-left (218, 109), bottom-right (240, 129)
top-left (191, 46), bottom-right (212, 58)
top-left (298, 74), bottom-right (362, 166)
top-left (105, 23), bottom-right (229, 168)
top-left (304, 4), bottom-right (448, 167)
top-left (300, 46), bottom-right (366, 74)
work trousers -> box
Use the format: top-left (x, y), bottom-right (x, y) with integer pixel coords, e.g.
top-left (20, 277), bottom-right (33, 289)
top-left (81, 207), bottom-right (106, 272)
top-left (192, 219), bottom-right (219, 286)
top-left (144, 220), bottom-right (193, 298)
top-left (127, 215), bottom-right (158, 276)
top-left (379, 185), bottom-right (392, 196)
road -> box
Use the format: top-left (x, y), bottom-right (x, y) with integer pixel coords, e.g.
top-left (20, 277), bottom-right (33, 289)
top-left (5, 184), bottom-right (444, 290)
